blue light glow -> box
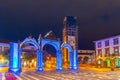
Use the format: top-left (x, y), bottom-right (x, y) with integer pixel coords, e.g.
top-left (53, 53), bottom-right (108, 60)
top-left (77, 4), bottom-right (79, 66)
top-left (9, 38), bottom-right (78, 74)
top-left (13, 43), bottom-right (19, 68)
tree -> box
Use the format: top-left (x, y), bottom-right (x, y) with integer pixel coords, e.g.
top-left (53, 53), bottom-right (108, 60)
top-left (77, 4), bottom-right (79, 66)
top-left (2, 48), bottom-right (10, 60)
top-left (22, 51), bottom-right (36, 61)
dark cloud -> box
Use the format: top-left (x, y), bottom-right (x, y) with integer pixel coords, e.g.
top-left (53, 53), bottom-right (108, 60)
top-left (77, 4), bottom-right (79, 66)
top-left (0, 0), bottom-right (120, 49)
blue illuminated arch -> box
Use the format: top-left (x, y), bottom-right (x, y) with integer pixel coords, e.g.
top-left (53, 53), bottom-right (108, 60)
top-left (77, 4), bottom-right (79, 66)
top-left (9, 37), bottom-right (43, 74)
top-left (61, 42), bottom-right (73, 69)
top-left (41, 38), bottom-right (62, 70)
top-left (61, 42), bottom-right (73, 52)
top-left (42, 43), bottom-right (59, 51)
top-left (19, 37), bottom-right (43, 71)
top-left (61, 42), bottom-right (78, 69)
top-left (20, 38), bottom-right (39, 49)
top-left (9, 37), bottom-right (78, 75)
top-left (41, 38), bottom-right (61, 50)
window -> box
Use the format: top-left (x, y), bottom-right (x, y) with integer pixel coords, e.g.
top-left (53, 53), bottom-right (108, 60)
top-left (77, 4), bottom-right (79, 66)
top-left (105, 40), bottom-right (109, 46)
top-left (114, 47), bottom-right (119, 55)
top-left (105, 48), bottom-right (110, 57)
top-left (72, 32), bottom-right (74, 36)
top-left (113, 38), bottom-right (119, 45)
top-left (98, 42), bottom-right (101, 48)
top-left (98, 49), bottom-right (102, 57)
top-left (4, 47), bottom-right (9, 51)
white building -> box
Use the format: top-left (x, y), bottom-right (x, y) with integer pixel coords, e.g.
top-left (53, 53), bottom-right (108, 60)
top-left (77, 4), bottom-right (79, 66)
top-left (94, 35), bottom-right (120, 58)
top-left (0, 41), bottom-right (10, 54)
top-left (93, 35), bottom-right (120, 67)
top-left (78, 50), bottom-right (95, 64)
top-left (0, 40), bottom-right (10, 67)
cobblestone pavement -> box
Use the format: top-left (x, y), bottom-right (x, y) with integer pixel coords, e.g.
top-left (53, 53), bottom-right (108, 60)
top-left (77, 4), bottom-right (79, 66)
top-left (14, 69), bottom-right (120, 80)
top-left (0, 72), bottom-right (2, 80)
top-left (0, 72), bottom-right (6, 80)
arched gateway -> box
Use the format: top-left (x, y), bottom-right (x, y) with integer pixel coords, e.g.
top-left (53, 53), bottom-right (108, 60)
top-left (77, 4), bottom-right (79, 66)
top-left (9, 37), bottom-right (78, 74)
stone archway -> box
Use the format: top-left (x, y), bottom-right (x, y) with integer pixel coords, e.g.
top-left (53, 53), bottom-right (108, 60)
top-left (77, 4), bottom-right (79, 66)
top-left (83, 56), bottom-right (89, 64)
top-left (19, 38), bottom-right (43, 71)
top-left (61, 42), bottom-right (78, 69)
top-left (41, 39), bottom-right (62, 70)
top-left (9, 37), bottom-right (43, 74)
top-left (105, 58), bottom-right (111, 68)
top-left (9, 37), bottom-right (78, 74)
top-left (97, 59), bottom-right (103, 68)
top-left (42, 43), bottom-right (57, 70)
top-left (114, 58), bottom-right (120, 68)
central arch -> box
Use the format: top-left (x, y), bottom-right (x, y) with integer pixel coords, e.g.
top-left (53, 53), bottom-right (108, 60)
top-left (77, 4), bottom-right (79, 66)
top-left (41, 38), bottom-right (62, 70)
top-left (42, 43), bottom-right (57, 70)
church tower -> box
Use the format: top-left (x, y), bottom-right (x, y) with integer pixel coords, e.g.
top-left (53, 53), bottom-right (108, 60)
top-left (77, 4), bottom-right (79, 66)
top-left (62, 16), bottom-right (78, 67)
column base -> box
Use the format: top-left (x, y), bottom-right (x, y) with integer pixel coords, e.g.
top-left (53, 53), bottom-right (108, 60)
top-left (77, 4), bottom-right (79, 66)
top-left (9, 68), bottom-right (21, 75)
top-left (73, 66), bottom-right (78, 70)
top-left (56, 67), bottom-right (62, 71)
top-left (69, 66), bottom-right (73, 69)
top-left (36, 67), bottom-right (43, 71)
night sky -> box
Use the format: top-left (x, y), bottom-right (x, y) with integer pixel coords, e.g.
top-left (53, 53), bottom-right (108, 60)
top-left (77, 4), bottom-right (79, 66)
top-left (0, 0), bottom-right (120, 49)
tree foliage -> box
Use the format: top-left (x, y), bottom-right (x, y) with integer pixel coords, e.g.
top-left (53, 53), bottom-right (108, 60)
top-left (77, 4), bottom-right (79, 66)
top-left (22, 51), bottom-right (36, 61)
top-left (2, 48), bottom-right (10, 60)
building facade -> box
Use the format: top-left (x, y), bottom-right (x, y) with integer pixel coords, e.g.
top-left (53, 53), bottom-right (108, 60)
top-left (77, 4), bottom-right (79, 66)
top-left (94, 35), bottom-right (120, 67)
top-left (0, 42), bottom-right (9, 54)
top-left (78, 50), bottom-right (95, 64)
top-left (0, 41), bottom-right (10, 67)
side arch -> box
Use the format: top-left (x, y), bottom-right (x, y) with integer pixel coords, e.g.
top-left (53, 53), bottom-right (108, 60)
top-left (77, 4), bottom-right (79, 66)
top-left (9, 37), bottom-right (43, 75)
top-left (19, 37), bottom-right (43, 71)
top-left (19, 38), bottom-right (39, 50)
top-left (61, 42), bottom-right (73, 52)
top-left (61, 42), bottom-right (74, 69)
top-left (61, 42), bottom-right (78, 69)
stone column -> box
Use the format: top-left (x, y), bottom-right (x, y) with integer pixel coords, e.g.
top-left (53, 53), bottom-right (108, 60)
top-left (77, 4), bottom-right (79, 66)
top-left (56, 51), bottom-right (62, 70)
top-left (72, 50), bottom-right (78, 70)
top-left (18, 48), bottom-right (22, 73)
top-left (9, 42), bottom-right (21, 75)
top-left (36, 50), bottom-right (43, 71)
top-left (69, 51), bottom-right (73, 69)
